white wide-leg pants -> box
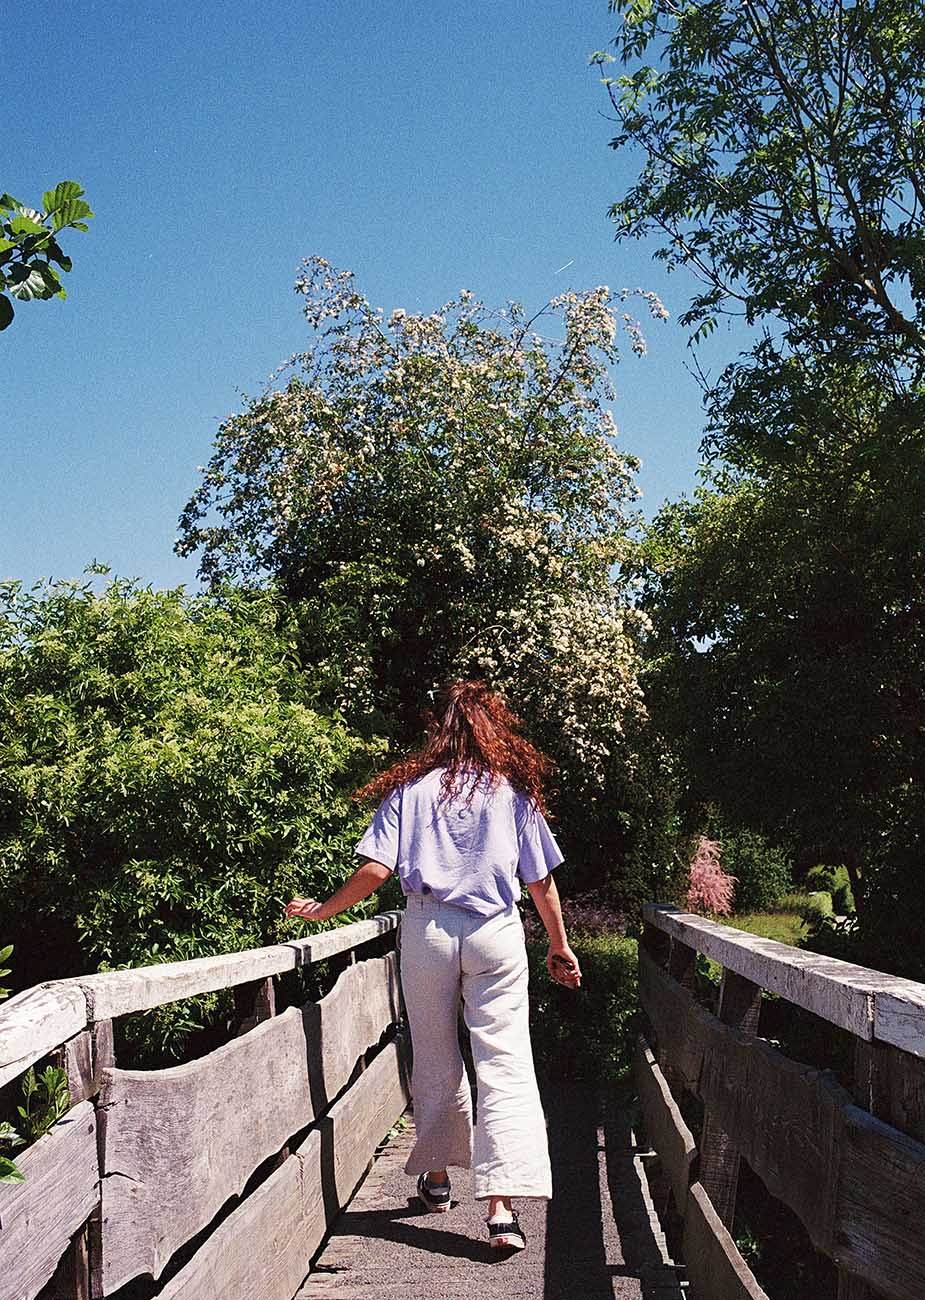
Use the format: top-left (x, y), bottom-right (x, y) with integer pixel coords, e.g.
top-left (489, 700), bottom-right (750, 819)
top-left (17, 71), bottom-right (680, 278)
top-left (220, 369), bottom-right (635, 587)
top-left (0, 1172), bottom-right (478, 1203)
top-left (398, 892), bottom-right (552, 1200)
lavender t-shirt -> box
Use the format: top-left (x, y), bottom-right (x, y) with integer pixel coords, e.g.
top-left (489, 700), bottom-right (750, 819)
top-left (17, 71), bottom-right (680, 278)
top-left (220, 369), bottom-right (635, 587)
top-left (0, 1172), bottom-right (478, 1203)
top-left (354, 766), bottom-right (564, 917)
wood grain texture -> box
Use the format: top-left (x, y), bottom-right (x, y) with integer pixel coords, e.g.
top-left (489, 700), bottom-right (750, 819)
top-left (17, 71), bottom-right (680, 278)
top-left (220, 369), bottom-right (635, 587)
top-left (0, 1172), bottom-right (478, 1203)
top-left (698, 969), bottom-right (762, 1230)
top-left (76, 944), bottom-right (297, 1023)
top-left (698, 1018), bottom-right (844, 1254)
top-left (154, 1031), bottom-right (410, 1300)
top-left (282, 912), bottom-right (400, 967)
top-left (833, 1102), bottom-right (925, 1300)
top-left (96, 952), bottom-right (401, 1293)
top-left (0, 981), bottom-right (87, 1089)
top-left (639, 946), bottom-right (712, 1092)
top-left (643, 942), bottom-right (925, 1290)
top-left (0, 1101), bottom-right (98, 1300)
top-left (642, 945), bottom-right (843, 1253)
top-left (875, 983), bottom-right (925, 1059)
top-left (634, 1033), bottom-right (695, 1212)
top-left (54, 913), bottom-right (401, 1023)
top-left (682, 1182), bottom-right (769, 1300)
top-left (647, 903), bottom-right (925, 1060)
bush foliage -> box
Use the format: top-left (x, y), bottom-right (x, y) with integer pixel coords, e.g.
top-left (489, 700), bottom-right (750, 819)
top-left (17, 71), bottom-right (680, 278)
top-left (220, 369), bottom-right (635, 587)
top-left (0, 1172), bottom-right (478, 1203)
top-left (0, 573), bottom-right (383, 1050)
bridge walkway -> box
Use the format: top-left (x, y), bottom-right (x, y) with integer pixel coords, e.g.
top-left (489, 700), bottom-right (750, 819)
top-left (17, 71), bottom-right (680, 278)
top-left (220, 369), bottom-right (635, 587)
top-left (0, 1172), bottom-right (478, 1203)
top-left (297, 1081), bottom-right (685, 1300)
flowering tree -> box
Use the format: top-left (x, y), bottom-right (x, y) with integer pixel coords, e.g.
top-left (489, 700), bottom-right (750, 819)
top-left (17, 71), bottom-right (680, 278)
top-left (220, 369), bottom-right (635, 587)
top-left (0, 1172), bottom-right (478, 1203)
top-left (176, 257), bottom-right (680, 904)
top-left (687, 836), bottom-right (736, 916)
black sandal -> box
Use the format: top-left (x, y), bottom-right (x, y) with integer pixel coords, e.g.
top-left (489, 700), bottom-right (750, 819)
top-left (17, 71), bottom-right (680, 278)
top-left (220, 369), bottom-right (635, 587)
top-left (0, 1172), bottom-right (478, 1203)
top-left (487, 1209), bottom-right (526, 1251)
top-left (416, 1171), bottom-right (451, 1212)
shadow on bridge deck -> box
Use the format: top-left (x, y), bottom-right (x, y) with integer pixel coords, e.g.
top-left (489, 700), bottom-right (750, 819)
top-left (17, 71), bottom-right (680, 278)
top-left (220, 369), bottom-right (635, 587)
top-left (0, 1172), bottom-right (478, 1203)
top-left (295, 1082), bottom-right (685, 1300)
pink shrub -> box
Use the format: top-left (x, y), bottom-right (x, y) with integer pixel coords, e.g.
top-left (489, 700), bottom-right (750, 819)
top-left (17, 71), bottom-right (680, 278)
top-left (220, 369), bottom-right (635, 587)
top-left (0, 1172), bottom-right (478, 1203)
top-left (687, 835), bottom-right (737, 915)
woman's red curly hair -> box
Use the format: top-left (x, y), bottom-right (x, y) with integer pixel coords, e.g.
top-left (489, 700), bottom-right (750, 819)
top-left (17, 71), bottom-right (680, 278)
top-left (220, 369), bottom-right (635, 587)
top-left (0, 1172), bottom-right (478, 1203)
top-left (354, 679), bottom-right (553, 815)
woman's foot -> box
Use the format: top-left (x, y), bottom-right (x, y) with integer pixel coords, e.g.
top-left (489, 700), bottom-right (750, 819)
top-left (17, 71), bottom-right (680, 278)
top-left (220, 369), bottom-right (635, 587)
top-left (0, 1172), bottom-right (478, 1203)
top-left (487, 1208), bottom-right (526, 1251)
top-left (416, 1170), bottom-right (451, 1212)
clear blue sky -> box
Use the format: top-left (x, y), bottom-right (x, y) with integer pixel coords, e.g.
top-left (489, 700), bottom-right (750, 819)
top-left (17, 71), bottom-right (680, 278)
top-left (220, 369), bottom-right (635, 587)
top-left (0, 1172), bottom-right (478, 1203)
top-left (3, 0), bottom-right (752, 591)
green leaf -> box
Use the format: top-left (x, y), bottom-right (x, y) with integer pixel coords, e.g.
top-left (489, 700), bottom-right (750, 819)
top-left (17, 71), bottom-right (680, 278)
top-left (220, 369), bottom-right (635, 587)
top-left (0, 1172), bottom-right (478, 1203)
top-left (0, 293), bottom-right (13, 329)
top-left (44, 239), bottom-right (72, 272)
top-left (47, 180), bottom-right (84, 210)
top-left (8, 267), bottom-right (50, 301)
top-left (8, 213), bottom-right (46, 237)
top-left (0, 194), bottom-right (23, 213)
top-left (0, 1157), bottom-right (25, 1184)
top-left (52, 200), bottom-right (94, 232)
top-left (36, 262), bottom-right (63, 296)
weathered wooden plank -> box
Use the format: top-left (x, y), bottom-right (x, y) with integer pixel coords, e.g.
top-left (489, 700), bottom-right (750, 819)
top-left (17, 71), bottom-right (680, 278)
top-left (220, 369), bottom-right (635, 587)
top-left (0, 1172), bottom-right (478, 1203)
top-left (74, 944), bottom-right (296, 1023)
top-left (55, 912), bottom-right (401, 1023)
top-left (643, 905), bottom-right (888, 1038)
top-left (155, 1032), bottom-right (410, 1300)
top-left (298, 1029), bottom-right (411, 1213)
top-left (53, 1020), bottom-right (113, 1105)
top-left (634, 1033), bottom-right (695, 1212)
top-left (233, 973), bottom-right (277, 1036)
top-left (0, 981), bottom-right (87, 1089)
top-left (0, 1101), bottom-right (98, 1300)
top-left (96, 952), bottom-right (401, 1293)
top-left (682, 1181), bottom-right (769, 1300)
top-left (154, 1144), bottom-right (307, 1300)
top-left (833, 1102), bottom-right (925, 1300)
top-left (698, 1022), bottom-right (844, 1255)
top-left (641, 946), bottom-right (843, 1253)
top-left (283, 911), bottom-right (400, 966)
top-left (875, 983), bottom-right (925, 1059)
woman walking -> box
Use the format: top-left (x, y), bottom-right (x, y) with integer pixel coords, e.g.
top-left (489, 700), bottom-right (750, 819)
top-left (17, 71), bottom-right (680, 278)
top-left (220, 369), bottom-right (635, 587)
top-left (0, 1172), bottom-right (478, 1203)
top-left (284, 679), bottom-right (581, 1252)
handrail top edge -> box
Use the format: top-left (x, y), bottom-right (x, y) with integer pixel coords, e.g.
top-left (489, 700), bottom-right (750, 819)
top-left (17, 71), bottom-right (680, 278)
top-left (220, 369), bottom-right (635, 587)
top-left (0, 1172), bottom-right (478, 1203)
top-left (643, 902), bottom-right (925, 1047)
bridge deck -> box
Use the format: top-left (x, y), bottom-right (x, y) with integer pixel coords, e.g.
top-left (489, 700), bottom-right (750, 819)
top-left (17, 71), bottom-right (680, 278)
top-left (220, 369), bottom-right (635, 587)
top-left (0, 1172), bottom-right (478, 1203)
top-left (297, 1082), bottom-right (685, 1300)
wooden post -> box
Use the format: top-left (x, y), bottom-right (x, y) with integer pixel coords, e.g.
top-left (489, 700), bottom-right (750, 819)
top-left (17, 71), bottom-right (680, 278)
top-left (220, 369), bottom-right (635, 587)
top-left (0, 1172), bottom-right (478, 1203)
top-left (697, 967), bottom-right (762, 1230)
top-left (88, 1022), bottom-right (115, 1300)
top-left (641, 920), bottom-right (671, 969)
top-left (233, 974), bottom-right (277, 1035)
top-left (345, 950), bottom-right (368, 1077)
top-left (41, 1020), bottom-right (115, 1300)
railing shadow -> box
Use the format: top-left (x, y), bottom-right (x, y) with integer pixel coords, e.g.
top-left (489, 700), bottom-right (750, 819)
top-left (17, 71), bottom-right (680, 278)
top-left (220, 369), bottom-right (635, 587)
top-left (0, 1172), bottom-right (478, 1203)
top-left (541, 1079), bottom-right (683, 1300)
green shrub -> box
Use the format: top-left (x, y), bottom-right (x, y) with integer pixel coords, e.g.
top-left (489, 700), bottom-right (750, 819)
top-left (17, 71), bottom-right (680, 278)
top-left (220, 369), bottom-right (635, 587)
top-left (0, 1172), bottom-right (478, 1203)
top-left (804, 864), bottom-right (839, 892)
top-left (709, 820), bottom-right (793, 913)
top-left (0, 574), bottom-right (385, 1061)
top-left (831, 870), bottom-right (855, 914)
top-left (799, 891), bottom-right (834, 923)
top-left (525, 929), bottom-right (638, 1085)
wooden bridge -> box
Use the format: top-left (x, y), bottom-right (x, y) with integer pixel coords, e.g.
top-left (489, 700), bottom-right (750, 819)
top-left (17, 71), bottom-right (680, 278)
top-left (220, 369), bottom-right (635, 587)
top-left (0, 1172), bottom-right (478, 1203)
top-left (3, 903), bottom-right (925, 1300)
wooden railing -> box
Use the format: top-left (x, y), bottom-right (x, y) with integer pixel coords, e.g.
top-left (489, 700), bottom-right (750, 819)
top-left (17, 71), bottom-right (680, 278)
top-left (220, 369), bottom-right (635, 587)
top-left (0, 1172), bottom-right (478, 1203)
top-left (636, 903), bottom-right (925, 1300)
top-left (0, 912), bottom-right (409, 1300)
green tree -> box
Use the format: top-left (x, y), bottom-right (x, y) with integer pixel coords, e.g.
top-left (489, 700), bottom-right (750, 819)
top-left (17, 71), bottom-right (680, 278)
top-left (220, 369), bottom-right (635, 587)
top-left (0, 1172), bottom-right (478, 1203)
top-left (0, 182), bottom-right (94, 330)
top-left (176, 256), bottom-right (685, 910)
top-left (638, 357), bottom-right (925, 966)
top-left (595, 0), bottom-right (925, 359)
top-left (0, 571), bottom-right (383, 1055)
top-left (599, 0), bottom-right (925, 971)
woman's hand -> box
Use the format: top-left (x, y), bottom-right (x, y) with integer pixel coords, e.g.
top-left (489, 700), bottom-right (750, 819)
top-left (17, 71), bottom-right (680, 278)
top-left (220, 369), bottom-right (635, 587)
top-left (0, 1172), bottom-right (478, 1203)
top-left (547, 942), bottom-right (581, 989)
top-left (284, 896), bottom-right (329, 922)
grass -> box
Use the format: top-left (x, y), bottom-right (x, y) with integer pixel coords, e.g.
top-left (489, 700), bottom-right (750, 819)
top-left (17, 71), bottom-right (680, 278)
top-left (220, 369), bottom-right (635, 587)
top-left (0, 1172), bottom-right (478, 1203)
top-left (715, 910), bottom-right (808, 947)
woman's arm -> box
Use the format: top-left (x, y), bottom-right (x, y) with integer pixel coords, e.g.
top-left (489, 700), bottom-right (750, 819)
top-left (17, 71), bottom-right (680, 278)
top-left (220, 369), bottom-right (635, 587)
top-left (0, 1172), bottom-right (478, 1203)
top-left (284, 858), bottom-right (393, 923)
top-left (525, 874), bottom-right (581, 988)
